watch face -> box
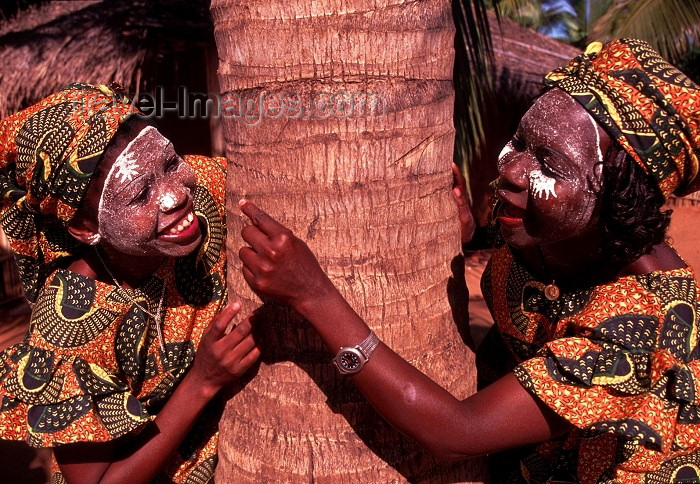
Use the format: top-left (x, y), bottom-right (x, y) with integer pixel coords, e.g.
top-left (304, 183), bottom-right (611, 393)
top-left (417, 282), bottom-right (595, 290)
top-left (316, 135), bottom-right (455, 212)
top-left (339, 351), bottom-right (361, 371)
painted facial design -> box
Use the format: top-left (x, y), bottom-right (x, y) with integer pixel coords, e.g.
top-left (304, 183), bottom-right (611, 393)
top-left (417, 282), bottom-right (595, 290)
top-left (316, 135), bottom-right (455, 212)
top-left (496, 88), bottom-right (610, 249)
top-left (159, 192), bottom-right (177, 212)
top-left (99, 126), bottom-right (167, 214)
top-left (529, 169), bottom-right (557, 200)
top-left (96, 126), bottom-right (201, 257)
top-left (498, 142), bottom-right (513, 167)
top-left (586, 111), bottom-right (604, 166)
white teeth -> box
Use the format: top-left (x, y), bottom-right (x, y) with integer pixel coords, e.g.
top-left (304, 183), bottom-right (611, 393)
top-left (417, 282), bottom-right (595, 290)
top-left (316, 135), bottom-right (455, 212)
top-left (166, 211), bottom-right (195, 235)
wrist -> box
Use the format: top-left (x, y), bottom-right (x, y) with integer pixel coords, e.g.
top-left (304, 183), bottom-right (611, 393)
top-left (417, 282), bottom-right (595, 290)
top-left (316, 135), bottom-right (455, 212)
top-left (292, 276), bottom-right (340, 320)
top-left (333, 330), bottom-right (380, 375)
top-left (179, 369), bottom-right (220, 404)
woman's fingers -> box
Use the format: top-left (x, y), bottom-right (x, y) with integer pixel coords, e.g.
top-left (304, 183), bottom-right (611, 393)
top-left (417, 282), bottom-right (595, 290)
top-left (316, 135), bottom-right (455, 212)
top-left (240, 223), bottom-right (271, 251)
top-left (239, 246), bottom-right (261, 276)
top-left (451, 163), bottom-right (469, 205)
top-left (219, 321), bottom-right (260, 374)
top-left (208, 302), bottom-right (241, 338)
top-left (239, 199), bottom-right (282, 236)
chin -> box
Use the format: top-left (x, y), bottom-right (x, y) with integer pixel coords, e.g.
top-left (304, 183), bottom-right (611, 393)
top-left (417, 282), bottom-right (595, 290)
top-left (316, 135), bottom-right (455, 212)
top-left (500, 227), bottom-right (537, 250)
top-left (164, 233), bottom-right (203, 259)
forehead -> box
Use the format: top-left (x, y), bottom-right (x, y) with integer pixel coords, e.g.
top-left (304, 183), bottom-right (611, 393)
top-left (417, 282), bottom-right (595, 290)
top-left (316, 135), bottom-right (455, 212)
top-left (521, 89), bottom-right (597, 140)
top-left (99, 125), bottom-right (169, 174)
top-left (112, 125), bottom-right (168, 158)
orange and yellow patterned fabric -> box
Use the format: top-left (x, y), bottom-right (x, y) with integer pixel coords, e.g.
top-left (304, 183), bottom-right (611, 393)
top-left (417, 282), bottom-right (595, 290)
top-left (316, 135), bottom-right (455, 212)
top-left (0, 155), bottom-right (227, 483)
top-left (545, 39), bottom-right (700, 199)
top-left (0, 83), bottom-right (140, 303)
top-left (480, 246), bottom-right (700, 483)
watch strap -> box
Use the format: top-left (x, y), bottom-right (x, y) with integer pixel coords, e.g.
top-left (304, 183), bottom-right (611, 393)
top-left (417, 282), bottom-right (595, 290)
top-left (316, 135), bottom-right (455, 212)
top-left (356, 330), bottom-right (380, 359)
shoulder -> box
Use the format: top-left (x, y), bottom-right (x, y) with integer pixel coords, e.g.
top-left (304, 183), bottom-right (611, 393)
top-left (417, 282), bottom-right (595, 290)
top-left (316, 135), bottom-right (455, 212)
top-left (183, 155), bottom-right (227, 233)
top-left (184, 155), bottom-right (226, 206)
top-left (29, 268), bottom-right (129, 357)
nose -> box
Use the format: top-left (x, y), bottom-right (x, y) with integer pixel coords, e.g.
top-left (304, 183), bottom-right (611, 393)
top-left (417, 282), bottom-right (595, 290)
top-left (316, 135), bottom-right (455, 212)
top-left (158, 183), bottom-right (190, 213)
top-left (497, 145), bottom-right (530, 191)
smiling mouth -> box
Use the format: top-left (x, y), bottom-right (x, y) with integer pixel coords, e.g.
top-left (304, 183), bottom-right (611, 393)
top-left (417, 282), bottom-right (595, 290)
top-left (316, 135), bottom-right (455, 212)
top-left (160, 211), bottom-right (200, 239)
top-left (497, 200), bottom-right (526, 226)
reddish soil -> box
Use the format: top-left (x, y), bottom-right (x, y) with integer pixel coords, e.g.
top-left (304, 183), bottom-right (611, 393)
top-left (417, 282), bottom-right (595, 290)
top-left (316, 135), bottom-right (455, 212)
top-left (665, 200), bottom-right (700, 272)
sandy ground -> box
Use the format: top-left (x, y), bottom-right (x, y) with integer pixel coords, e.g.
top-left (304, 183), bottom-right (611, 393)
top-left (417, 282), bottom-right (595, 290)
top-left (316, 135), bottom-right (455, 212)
top-left (665, 200), bottom-right (700, 272)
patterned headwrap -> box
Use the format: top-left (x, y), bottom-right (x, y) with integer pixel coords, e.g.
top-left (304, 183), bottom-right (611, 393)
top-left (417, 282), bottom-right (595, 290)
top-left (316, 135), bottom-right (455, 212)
top-left (544, 38), bottom-right (700, 200)
top-left (0, 83), bottom-right (139, 303)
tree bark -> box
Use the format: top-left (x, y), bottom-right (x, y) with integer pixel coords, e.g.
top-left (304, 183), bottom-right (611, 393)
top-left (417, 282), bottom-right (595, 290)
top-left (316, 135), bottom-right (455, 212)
top-left (212, 0), bottom-right (486, 480)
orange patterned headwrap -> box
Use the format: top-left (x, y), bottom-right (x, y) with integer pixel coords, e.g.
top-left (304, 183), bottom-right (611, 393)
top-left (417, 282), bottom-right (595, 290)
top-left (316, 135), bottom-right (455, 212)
top-left (0, 83), bottom-right (140, 302)
top-left (545, 38), bottom-right (700, 200)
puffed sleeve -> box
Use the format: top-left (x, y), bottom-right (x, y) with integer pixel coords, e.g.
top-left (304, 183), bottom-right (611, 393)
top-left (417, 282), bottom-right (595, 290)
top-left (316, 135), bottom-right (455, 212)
top-left (513, 270), bottom-right (700, 453)
top-left (0, 270), bottom-right (155, 447)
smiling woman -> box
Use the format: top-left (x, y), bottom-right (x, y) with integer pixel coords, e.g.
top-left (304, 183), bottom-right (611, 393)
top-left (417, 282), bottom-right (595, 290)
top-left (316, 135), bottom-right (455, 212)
top-left (0, 83), bottom-right (259, 483)
top-left (235, 39), bottom-right (700, 482)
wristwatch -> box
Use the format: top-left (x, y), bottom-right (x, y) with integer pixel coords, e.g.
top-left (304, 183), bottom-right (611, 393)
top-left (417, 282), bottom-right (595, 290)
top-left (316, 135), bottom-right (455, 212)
top-left (333, 331), bottom-right (380, 375)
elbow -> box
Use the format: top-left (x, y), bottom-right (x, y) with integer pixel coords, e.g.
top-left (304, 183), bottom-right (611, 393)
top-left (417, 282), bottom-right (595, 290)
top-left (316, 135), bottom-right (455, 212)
top-left (396, 384), bottom-right (481, 462)
top-left (420, 441), bottom-right (481, 462)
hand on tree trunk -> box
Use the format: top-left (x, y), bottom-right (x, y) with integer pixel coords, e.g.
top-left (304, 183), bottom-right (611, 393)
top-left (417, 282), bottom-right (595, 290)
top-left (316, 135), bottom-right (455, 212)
top-left (238, 199), bottom-right (336, 312)
top-left (452, 163), bottom-right (477, 245)
top-left (188, 302), bottom-right (261, 400)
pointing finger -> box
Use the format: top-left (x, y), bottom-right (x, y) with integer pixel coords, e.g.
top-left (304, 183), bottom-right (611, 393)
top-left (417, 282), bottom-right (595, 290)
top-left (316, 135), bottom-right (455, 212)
top-left (209, 301), bottom-right (241, 338)
top-left (239, 199), bottom-right (281, 236)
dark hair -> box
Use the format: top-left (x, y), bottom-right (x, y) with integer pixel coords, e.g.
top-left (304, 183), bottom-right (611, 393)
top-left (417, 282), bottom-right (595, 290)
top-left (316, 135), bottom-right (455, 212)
top-left (599, 147), bottom-right (672, 268)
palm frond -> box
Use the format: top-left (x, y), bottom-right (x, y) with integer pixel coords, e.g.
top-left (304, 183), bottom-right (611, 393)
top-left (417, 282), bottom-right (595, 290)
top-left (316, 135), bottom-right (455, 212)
top-left (590, 0), bottom-right (700, 63)
top-left (453, 0), bottom-right (495, 200)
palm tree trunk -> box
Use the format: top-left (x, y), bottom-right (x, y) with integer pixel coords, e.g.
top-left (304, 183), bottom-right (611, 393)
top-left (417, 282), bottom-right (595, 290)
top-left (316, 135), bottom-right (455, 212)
top-left (211, 0), bottom-right (486, 480)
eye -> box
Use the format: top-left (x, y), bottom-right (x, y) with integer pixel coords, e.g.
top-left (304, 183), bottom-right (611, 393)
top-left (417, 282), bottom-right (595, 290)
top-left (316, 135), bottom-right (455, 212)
top-left (165, 156), bottom-right (182, 173)
top-left (130, 185), bottom-right (151, 205)
top-left (535, 150), bottom-right (563, 177)
top-left (511, 135), bottom-right (526, 152)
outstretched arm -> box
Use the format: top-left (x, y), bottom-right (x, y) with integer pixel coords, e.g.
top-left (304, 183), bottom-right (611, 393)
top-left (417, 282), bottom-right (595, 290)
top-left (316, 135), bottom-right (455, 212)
top-left (238, 200), bottom-right (570, 460)
top-left (54, 303), bottom-right (260, 484)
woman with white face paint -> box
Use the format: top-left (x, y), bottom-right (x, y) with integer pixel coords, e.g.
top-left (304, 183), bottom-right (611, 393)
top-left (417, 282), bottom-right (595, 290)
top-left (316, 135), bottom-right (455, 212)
top-left (0, 84), bottom-right (259, 483)
top-left (236, 39), bottom-right (700, 482)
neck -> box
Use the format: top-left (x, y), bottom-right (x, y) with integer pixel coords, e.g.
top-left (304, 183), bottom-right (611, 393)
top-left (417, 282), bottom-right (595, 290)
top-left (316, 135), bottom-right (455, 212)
top-left (516, 233), bottom-right (612, 289)
top-left (620, 242), bottom-right (686, 275)
top-left (516, 240), bottom-right (686, 290)
top-left (70, 247), bottom-right (165, 289)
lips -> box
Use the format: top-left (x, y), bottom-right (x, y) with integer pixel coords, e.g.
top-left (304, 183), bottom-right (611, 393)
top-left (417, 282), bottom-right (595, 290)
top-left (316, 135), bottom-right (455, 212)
top-left (159, 210), bottom-right (200, 241)
top-left (496, 193), bottom-right (526, 227)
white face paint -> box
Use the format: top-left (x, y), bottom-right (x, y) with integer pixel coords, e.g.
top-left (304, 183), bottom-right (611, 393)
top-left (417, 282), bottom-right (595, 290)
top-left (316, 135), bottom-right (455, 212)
top-left (586, 111), bottom-right (604, 165)
top-left (529, 169), bottom-right (557, 200)
top-left (98, 126), bottom-right (168, 230)
top-left (93, 125), bottom-right (200, 258)
top-left (498, 142), bottom-right (513, 168)
top-left (159, 192), bottom-right (177, 212)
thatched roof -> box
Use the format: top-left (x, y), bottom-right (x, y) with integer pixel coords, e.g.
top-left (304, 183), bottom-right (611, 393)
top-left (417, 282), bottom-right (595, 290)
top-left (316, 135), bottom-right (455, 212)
top-left (489, 12), bottom-right (581, 97)
top-left (0, 0), bottom-right (213, 118)
top-left (0, 2), bottom-right (582, 120)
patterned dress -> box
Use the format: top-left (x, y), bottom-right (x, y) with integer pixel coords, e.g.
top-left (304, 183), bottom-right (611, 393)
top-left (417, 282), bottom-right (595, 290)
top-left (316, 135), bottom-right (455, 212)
top-left (0, 155), bottom-right (227, 483)
top-left (479, 245), bottom-right (700, 483)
